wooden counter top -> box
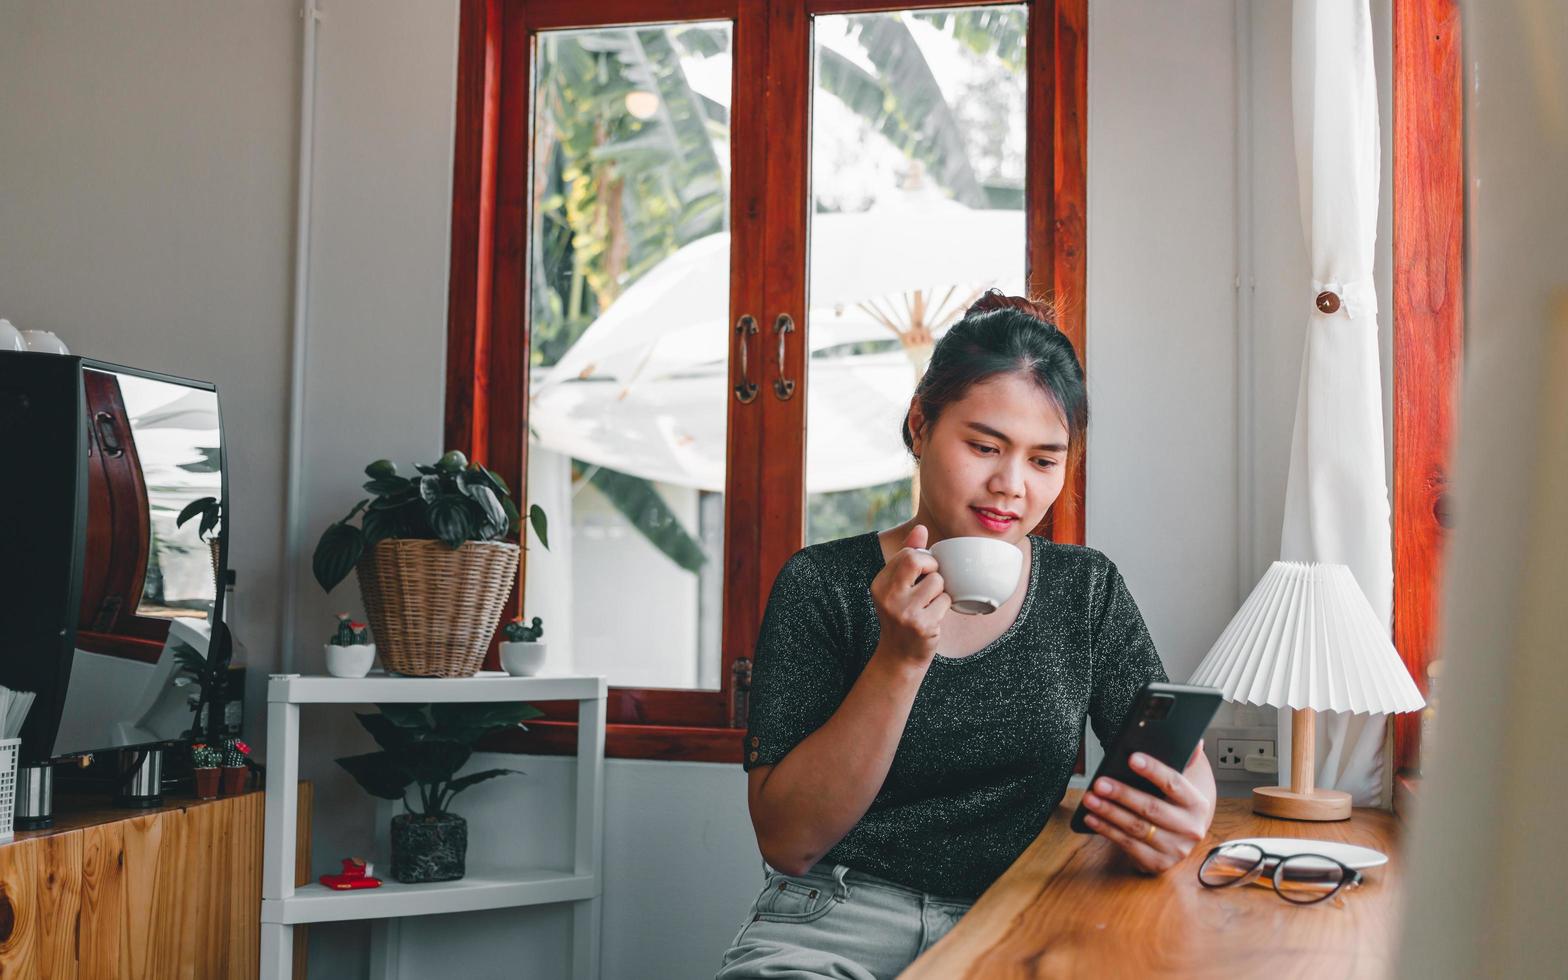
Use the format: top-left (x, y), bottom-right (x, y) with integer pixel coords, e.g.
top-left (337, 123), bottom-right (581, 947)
top-left (12, 788), bottom-right (254, 841)
top-left (904, 792), bottom-right (1403, 979)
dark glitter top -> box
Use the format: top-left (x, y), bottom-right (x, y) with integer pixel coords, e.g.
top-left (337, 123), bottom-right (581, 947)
top-left (743, 532), bottom-right (1168, 899)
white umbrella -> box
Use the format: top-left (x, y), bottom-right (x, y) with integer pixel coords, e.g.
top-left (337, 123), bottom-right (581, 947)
top-left (129, 388), bottom-right (220, 431)
top-left (530, 350), bottom-right (915, 494)
top-left (543, 186), bottom-right (1024, 389)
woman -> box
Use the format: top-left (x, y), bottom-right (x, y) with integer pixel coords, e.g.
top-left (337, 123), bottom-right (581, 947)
top-left (715, 292), bottom-right (1217, 979)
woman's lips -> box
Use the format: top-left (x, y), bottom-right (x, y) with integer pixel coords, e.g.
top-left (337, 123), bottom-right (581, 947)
top-left (971, 507), bottom-right (1019, 532)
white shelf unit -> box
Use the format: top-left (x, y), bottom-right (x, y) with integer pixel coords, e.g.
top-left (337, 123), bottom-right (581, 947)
top-left (260, 671), bottom-right (608, 980)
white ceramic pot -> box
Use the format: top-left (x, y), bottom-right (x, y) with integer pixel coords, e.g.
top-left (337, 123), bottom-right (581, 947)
top-left (20, 330), bottom-right (69, 354)
top-left (325, 642), bottom-right (376, 678)
top-left (499, 641), bottom-right (546, 677)
top-left (0, 319), bottom-right (24, 352)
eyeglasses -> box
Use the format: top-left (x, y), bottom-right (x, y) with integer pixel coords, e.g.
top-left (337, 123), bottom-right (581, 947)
top-left (1197, 842), bottom-right (1363, 906)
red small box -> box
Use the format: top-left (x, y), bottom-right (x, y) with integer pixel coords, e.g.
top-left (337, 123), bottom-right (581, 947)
top-left (320, 857), bottom-right (382, 890)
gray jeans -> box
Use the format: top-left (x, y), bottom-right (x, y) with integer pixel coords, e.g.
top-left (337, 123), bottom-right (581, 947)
top-left (715, 862), bottom-right (974, 979)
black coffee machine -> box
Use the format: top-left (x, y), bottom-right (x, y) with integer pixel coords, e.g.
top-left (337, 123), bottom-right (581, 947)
top-left (0, 352), bottom-right (233, 825)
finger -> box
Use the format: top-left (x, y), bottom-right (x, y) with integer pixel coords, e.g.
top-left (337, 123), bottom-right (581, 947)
top-left (1127, 752), bottom-right (1204, 809)
top-left (897, 548), bottom-right (940, 586)
top-left (1090, 777), bottom-right (1199, 844)
top-left (1084, 787), bottom-right (1183, 852)
top-left (1082, 811), bottom-right (1169, 873)
top-left (910, 571), bottom-right (946, 608)
top-left (903, 524), bottom-right (929, 551)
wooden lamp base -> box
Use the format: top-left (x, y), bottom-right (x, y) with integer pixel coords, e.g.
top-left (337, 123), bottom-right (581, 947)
top-left (1252, 785), bottom-right (1352, 821)
top-left (1252, 707), bottom-right (1353, 821)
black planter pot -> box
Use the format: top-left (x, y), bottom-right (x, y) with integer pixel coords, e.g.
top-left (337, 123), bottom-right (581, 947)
top-left (391, 812), bottom-right (468, 883)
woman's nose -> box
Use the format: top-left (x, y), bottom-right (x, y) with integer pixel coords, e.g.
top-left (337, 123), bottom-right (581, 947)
top-left (988, 456), bottom-right (1026, 496)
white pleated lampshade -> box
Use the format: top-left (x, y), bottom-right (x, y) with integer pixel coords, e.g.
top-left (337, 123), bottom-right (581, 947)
top-left (1188, 561), bottom-right (1425, 715)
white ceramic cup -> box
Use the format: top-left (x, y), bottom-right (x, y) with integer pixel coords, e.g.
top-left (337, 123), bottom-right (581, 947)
top-left (324, 642), bottom-right (376, 678)
top-left (499, 640), bottom-right (547, 676)
top-left (916, 536), bottom-right (1024, 615)
top-left (20, 330), bottom-right (69, 354)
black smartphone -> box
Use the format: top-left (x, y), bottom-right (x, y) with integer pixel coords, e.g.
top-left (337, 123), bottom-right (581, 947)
top-left (1070, 682), bottom-right (1222, 834)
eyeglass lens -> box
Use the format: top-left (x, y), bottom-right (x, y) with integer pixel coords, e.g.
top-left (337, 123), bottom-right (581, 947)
top-left (1273, 855), bottom-right (1346, 903)
top-left (1198, 843), bottom-right (1265, 887)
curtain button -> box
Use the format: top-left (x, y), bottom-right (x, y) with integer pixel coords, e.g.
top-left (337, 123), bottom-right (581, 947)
top-left (1315, 290), bottom-right (1342, 314)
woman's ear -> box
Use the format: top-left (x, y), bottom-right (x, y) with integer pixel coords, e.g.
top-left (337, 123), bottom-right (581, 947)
top-left (906, 396), bottom-right (928, 458)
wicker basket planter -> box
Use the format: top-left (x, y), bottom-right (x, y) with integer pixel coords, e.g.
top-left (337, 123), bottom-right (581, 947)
top-left (356, 538), bottom-right (520, 677)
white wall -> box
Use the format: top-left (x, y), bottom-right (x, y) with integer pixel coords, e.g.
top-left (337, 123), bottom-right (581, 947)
top-left (0, 0), bottom-right (298, 731)
top-left (1085, 0), bottom-right (1240, 678)
top-left (0, 1), bottom-right (1386, 977)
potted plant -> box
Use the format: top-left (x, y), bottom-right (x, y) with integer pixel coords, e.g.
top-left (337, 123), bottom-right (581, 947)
top-left (311, 451), bottom-right (550, 677)
top-left (191, 742), bottom-right (221, 799)
top-left (325, 613), bottom-right (376, 678)
top-left (176, 495), bottom-right (224, 583)
top-left (336, 701), bottom-right (543, 883)
top-left (498, 616), bottom-right (546, 676)
top-left (220, 738), bottom-right (251, 795)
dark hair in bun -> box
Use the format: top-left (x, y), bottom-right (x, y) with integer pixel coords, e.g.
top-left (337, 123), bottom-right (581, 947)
top-left (901, 289), bottom-right (1087, 469)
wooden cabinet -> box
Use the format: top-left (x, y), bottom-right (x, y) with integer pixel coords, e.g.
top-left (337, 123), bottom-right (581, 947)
top-left (0, 786), bottom-right (311, 979)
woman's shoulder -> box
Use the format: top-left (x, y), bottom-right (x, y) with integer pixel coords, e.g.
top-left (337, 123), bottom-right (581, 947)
top-left (773, 532), bottom-right (882, 592)
top-left (1028, 537), bottom-right (1128, 604)
top-left (1030, 535), bottom-right (1115, 573)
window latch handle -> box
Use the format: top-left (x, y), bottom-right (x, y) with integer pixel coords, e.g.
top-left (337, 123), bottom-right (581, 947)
top-left (772, 314), bottom-right (796, 400)
top-left (734, 315), bottom-right (759, 404)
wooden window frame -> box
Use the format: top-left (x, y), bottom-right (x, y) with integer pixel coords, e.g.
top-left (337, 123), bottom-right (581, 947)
top-left (1391, 0), bottom-right (1463, 808)
top-left (445, 0), bottom-right (1080, 762)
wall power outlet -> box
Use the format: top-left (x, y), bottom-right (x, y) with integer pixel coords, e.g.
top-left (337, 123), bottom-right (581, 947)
top-left (1216, 738), bottom-right (1275, 771)
top-left (1205, 726), bottom-right (1278, 780)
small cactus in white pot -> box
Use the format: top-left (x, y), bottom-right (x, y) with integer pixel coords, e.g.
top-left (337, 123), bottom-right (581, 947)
top-left (325, 613), bottom-right (376, 678)
top-left (498, 616), bottom-right (545, 676)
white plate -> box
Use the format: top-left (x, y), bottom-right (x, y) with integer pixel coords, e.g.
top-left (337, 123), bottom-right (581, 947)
top-left (1222, 837), bottom-right (1388, 870)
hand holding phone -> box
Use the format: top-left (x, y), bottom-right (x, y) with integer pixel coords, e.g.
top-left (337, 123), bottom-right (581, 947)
top-left (1071, 682), bottom-right (1221, 835)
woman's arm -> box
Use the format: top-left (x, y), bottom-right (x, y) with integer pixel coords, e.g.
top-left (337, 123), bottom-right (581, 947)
top-left (747, 525), bottom-right (950, 875)
top-left (747, 648), bottom-right (929, 874)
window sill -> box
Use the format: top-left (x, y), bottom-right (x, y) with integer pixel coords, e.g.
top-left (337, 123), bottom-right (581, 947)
top-left (483, 720), bottom-right (744, 764)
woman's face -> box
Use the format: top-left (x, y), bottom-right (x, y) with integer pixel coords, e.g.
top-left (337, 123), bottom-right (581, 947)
top-left (908, 371), bottom-right (1070, 545)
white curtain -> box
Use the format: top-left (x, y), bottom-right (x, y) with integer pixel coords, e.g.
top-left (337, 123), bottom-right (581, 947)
top-left (1278, 0), bottom-right (1392, 805)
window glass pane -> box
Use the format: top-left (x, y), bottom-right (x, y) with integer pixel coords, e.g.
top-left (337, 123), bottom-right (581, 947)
top-left (805, 6), bottom-right (1028, 545)
top-left (525, 22), bottom-right (733, 690)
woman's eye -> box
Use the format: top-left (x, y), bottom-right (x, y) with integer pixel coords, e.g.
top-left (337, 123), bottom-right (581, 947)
top-left (1034, 458), bottom-right (1058, 469)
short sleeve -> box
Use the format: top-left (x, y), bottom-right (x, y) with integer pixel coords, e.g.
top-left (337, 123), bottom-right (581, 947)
top-left (1087, 560), bottom-right (1169, 750)
top-left (743, 551), bottom-right (848, 771)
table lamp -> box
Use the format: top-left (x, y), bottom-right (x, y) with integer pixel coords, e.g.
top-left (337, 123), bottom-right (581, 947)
top-left (1188, 561), bottom-right (1425, 820)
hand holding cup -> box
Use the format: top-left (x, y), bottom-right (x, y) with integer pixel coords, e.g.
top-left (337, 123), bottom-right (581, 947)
top-left (871, 524), bottom-right (951, 665)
